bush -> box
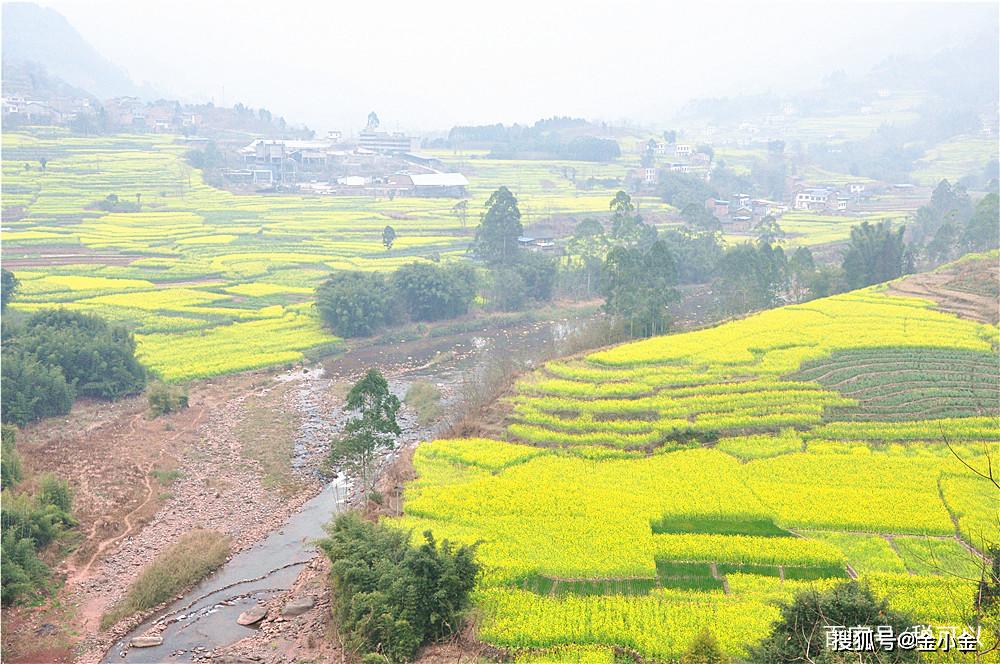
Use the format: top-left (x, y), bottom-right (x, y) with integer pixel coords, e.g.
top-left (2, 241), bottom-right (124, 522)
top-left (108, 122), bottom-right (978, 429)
top-left (101, 529), bottom-right (231, 628)
top-left (750, 580), bottom-right (917, 662)
top-left (319, 512), bottom-right (478, 663)
top-left (514, 251), bottom-right (557, 302)
top-left (1, 309), bottom-right (146, 425)
top-left (1, 471), bottom-right (75, 607)
top-left (681, 628), bottom-right (730, 664)
top-left (487, 267), bottom-right (527, 311)
top-left (1, 350), bottom-right (74, 426)
top-left (316, 271), bottom-right (400, 337)
top-left (1, 425), bottom-right (22, 489)
top-left (147, 381), bottom-right (189, 417)
top-left (392, 262), bottom-right (477, 322)
top-left (23, 309), bottom-right (146, 399)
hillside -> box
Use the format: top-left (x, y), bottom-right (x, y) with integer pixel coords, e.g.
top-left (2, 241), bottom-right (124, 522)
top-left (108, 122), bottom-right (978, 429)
top-left (392, 255), bottom-right (1000, 661)
top-left (2, 2), bottom-right (149, 99)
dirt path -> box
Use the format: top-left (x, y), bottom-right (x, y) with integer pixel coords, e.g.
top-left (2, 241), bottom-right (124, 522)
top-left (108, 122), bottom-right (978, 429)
top-left (887, 256), bottom-right (1000, 324)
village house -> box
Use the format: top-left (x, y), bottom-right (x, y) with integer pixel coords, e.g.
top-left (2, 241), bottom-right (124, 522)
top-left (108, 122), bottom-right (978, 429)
top-left (706, 198), bottom-right (730, 218)
top-left (673, 144), bottom-right (693, 159)
top-left (751, 199), bottom-right (787, 221)
top-left (793, 187), bottom-right (832, 211)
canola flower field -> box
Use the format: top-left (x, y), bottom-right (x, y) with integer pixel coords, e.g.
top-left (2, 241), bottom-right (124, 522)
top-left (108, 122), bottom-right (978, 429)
top-left (392, 284), bottom-right (999, 661)
top-left (0, 129), bottom-right (664, 381)
top-left (2, 127), bottom-right (915, 382)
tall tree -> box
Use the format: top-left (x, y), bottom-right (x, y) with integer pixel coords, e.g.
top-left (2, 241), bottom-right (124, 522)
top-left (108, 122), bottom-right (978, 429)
top-left (609, 191), bottom-right (656, 248)
top-left (841, 220), bottom-right (911, 290)
top-left (788, 246), bottom-right (816, 303)
top-left (962, 193), bottom-right (999, 252)
top-left (329, 369), bottom-right (401, 499)
top-left (716, 241), bottom-right (789, 313)
top-left (1, 269), bottom-right (18, 311)
top-left (754, 215), bottom-right (785, 245)
top-left (473, 187), bottom-right (522, 265)
top-left (382, 225), bottom-right (396, 251)
top-left (602, 239), bottom-right (679, 337)
top-left (567, 218), bottom-right (609, 295)
top-left (451, 199), bottom-right (469, 228)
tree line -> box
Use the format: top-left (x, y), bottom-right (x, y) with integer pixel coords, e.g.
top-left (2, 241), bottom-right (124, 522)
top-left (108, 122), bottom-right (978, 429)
top-left (316, 187), bottom-right (558, 338)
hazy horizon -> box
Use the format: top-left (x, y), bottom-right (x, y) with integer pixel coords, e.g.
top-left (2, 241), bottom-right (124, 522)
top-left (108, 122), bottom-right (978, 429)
top-left (20, 0), bottom-right (1000, 133)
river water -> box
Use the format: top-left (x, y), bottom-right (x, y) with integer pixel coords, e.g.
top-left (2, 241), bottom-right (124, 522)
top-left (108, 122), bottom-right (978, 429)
top-left (104, 312), bottom-right (600, 662)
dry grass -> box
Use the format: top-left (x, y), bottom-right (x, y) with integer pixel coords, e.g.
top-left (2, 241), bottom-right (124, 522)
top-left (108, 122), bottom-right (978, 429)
top-left (404, 381), bottom-right (442, 426)
top-left (235, 383), bottom-right (301, 494)
top-left (100, 529), bottom-right (230, 629)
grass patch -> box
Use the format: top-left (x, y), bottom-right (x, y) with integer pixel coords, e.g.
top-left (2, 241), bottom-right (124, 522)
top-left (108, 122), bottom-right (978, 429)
top-left (235, 384), bottom-right (301, 494)
top-left (803, 531), bottom-right (907, 574)
top-left (150, 469), bottom-right (183, 485)
top-left (100, 529), bottom-right (230, 629)
top-left (404, 380), bottom-right (442, 426)
top-left (650, 516), bottom-right (793, 538)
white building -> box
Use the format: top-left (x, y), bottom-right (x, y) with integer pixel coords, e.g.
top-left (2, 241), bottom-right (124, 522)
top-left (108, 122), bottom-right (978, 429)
top-left (794, 188), bottom-right (833, 211)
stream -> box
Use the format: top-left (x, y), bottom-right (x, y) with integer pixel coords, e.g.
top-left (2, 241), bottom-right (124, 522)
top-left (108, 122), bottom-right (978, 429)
top-left (104, 312), bottom-right (599, 662)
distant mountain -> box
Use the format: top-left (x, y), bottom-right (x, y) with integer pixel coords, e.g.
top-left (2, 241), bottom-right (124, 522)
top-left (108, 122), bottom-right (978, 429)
top-left (2, 2), bottom-right (156, 99)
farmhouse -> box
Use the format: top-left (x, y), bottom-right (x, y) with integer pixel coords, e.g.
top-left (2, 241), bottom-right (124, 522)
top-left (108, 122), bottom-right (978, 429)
top-left (388, 172), bottom-right (469, 197)
top-left (794, 188), bottom-right (832, 211)
top-left (706, 198), bottom-right (730, 218)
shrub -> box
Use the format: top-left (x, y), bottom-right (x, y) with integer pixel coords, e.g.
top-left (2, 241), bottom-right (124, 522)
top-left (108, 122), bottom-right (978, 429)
top-left (681, 628), bottom-right (731, 664)
top-left (1, 425), bottom-right (22, 489)
top-left (147, 381), bottom-right (189, 417)
top-left (316, 271), bottom-right (400, 337)
top-left (1, 472), bottom-right (75, 606)
top-left (319, 512), bottom-right (478, 663)
top-left (1, 350), bottom-right (74, 426)
top-left (22, 309), bottom-right (146, 399)
top-left (2, 309), bottom-right (146, 426)
top-left (392, 262), bottom-right (477, 322)
top-left (487, 267), bottom-right (527, 311)
top-left (750, 580), bottom-right (917, 662)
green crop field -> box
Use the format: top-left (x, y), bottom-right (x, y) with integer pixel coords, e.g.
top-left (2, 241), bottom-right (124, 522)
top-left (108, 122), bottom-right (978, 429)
top-left (911, 134), bottom-right (999, 187)
top-left (391, 283), bottom-right (1000, 661)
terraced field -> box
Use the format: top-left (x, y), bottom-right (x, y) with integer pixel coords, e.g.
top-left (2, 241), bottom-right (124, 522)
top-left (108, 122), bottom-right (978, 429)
top-left (911, 134), bottom-right (1000, 187)
top-left (0, 129), bottom-right (666, 381)
top-left (393, 280), bottom-right (999, 661)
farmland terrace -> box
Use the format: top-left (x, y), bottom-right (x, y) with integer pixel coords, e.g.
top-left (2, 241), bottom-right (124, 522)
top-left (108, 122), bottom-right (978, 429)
top-left (386, 253), bottom-right (1000, 662)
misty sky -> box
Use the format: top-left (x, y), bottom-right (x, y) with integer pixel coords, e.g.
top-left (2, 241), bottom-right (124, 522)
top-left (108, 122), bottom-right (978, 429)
top-left (30, 0), bottom-right (1000, 134)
